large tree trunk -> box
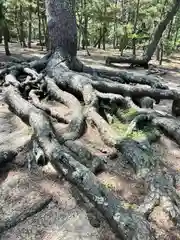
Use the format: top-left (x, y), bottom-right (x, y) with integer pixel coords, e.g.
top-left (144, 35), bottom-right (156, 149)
top-left (144, 0), bottom-right (180, 61)
top-left (45, 0), bottom-right (77, 56)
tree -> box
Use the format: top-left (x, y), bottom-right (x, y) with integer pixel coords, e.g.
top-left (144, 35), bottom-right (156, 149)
top-left (19, 4), bottom-right (27, 47)
top-left (28, 0), bottom-right (32, 48)
top-left (132, 0), bottom-right (140, 56)
top-left (45, 0), bottom-right (77, 56)
top-left (0, 1), bottom-right (11, 55)
top-left (106, 0), bottom-right (180, 67)
top-left (3, 0), bottom-right (180, 239)
top-left (144, 0), bottom-right (180, 62)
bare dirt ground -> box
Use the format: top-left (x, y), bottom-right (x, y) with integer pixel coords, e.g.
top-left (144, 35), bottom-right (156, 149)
top-left (1, 43), bottom-right (180, 239)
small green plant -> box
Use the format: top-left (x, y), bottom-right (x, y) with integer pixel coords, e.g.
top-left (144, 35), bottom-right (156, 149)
top-left (111, 116), bottom-right (147, 140)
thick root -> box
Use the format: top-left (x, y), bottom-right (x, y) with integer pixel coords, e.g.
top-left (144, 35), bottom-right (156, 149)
top-left (138, 171), bottom-right (180, 225)
top-left (0, 150), bottom-right (17, 166)
top-left (45, 77), bottom-right (86, 141)
top-left (5, 85), bottom-right (155, 240)
top-left (92, 80), bottom-right (178, 101)
top-left (105, 56), bottom-right (149, 69)
top-left (29, 90), bottom-right (69, 124)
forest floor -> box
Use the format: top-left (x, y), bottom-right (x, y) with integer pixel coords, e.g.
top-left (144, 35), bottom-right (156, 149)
top-left (1, 43), bottom-right (180, 239)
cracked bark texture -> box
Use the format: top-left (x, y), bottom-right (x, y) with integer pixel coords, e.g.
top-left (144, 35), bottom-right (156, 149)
top-left (45, 0), bottom-right (77, 56)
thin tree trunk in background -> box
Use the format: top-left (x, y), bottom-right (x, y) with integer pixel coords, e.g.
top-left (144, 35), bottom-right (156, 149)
top-left (166, 19), bottom-right (173, 40)
top-left (102, 0), bottom-right (107, 50)
top-left (113, 0), bottom-right (117, 49)
top-left (132, 0), bottom-right (140, 56)
top-left (42, 0), bottom-right (49, 50)
top-left (156, 45), bottom-right (160, 61)
top-left (28, 1), bottom-right (32, 48)
top-left (82, 0), bottom-right (88, 50)
top-left (3, 21), bottom-right (10, 55)
top-left (77, 28), bottom-right (81, 50)
top-left (0, 3), bottom-right (10, 55)
top-left (42, 15), bottom-right (49, 50)
top-left (174, 26), bottom-right (179, 47)
top-left (6, 26), bottom-right (10, 42)
top-left (121, 0), bottom-right (125, 23)
top-left (14, 6), bottom-right (20, 42)
top-left (102, 24), bottom-right (106, 50)
top-left (0, 28), bottom-right (2, 43)
top-left (37, 0), bottom-right (43, 50)
top-left (19, 5), bottom-right (27, 47)
top-left (159, 42), bottom-right (163, 65)
top-left (156, 0), bottom-right (168, 63)
top-left (98, 28), bottom-right (101, 49)
top-left (33, 28), bottom-right (36, 40)
top-left (144, 0), bottom-right (180, 62)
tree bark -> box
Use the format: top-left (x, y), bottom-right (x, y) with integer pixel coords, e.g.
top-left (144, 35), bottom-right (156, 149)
top-left (28, 1), bottom-right (32, 48)
top-left (5, 85), bottom-right (155, 240)
top-left (19, 5), bottom-right (27, 47)
top-left (37, 0), bottom-right (43, 50)
top-left (45, 0), bottom-right (77, 56)
top-left (106, 56), bottom-right (149, 68)
top-left (3, 21), bottom-right (11, 56)
top-left (113, 0), bottom-right (117, 49)
top-left (132, 0), bottom-right (140, 56)
top-left (0, 27), bottom-right (2, 43)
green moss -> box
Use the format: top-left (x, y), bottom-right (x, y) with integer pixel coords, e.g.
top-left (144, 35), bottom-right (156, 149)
top-left (122, 202), bottom-right (138, 210)
top-left (102, 183), bottom-right (116, 190)
top-left (27, 126), bottom-right (33, 135)
top-left (111, 116), bottom-right (152, 140)
top-left (121, 107), bottom-right (138, 119)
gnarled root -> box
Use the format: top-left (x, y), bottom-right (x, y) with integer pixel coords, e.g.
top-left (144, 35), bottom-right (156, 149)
top-left (105, 56), bottom-right (149, 69)
top-left (5, 85), bottom-right (155, 240)
top-left (138, 171), bottom-right (180, 225)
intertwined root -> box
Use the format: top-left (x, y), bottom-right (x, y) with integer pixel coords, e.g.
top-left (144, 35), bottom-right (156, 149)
top-left (2, 50), bottom-right (180, 239)
top-left (138, 171), bottom-right (180, 226)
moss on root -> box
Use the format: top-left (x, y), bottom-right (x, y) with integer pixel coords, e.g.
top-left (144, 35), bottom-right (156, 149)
top-left (121, 108), bottom-right (138, 119)
top-left (111, 116), bottom-right (154, 140)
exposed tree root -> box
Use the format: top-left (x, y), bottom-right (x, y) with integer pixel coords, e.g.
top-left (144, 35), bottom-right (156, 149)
top-left (45, 77), bottom-right (86, 141)
top-left (29, 90), bottom-right (69, 124)
top-left (138, 171), bottom-right (180, 225)
top-left (105, 56), bottom-right (149, 69)
top-left (132, 96), bottom-right (154, 109)
top-left (82, 63), bottom-right (168, 89)
top-left (92, 80), bottom-right (179, 101)
top-left (2, 50), bottom-right (180, 239)
top-left (63, 140), bottom-right (107, 174)
top-left (0, 150), bottom-right (17, 166)
top-left (125, 112), bottom-right (180, 147)
top-left (5, 85), bottom-right (155, 240)
top-left (118, 138), bottom-right (158, 177)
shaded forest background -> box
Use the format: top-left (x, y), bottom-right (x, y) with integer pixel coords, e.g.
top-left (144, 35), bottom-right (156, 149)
top-left (1, 0), bottom-right (180, 62)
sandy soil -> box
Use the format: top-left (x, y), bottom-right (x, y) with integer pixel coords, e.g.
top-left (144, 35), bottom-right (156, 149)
top-left (1, 43), bottom-right (180, 239)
